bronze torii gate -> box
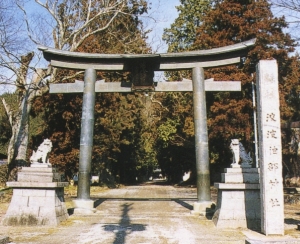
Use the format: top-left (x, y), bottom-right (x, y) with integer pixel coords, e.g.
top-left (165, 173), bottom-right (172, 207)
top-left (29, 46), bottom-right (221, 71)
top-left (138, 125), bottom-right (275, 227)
top-left (39, 39), bottom-right (255, 214)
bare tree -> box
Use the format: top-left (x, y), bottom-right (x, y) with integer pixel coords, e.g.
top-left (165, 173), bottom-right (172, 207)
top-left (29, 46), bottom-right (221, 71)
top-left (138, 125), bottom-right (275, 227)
top-left (1, 0), bottom-right (148, 178)
top-left (271, 0), bottom-right (300, 41)
top-left (0, 0), bottom-right (29, 92)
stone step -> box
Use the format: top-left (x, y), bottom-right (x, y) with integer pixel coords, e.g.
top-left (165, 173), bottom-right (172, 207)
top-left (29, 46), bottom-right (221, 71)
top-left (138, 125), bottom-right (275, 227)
top-left (18, 171), bottom-right (61, 182)
top-left (221, 172), bottom-right (259, 184)
top-left (224, 168), bottom-right (260, 174)
top-left (215, 183), bottom-right (260, 190)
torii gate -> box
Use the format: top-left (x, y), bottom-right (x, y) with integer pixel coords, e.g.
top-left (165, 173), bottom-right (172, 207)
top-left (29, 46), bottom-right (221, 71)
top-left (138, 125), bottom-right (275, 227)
top-left (39, 39), bottom-right (255, 215)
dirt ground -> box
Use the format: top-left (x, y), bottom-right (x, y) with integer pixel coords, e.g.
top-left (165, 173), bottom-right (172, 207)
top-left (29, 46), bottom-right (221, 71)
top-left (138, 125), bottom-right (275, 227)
top-left (1, 183), bottom-right (300, 244)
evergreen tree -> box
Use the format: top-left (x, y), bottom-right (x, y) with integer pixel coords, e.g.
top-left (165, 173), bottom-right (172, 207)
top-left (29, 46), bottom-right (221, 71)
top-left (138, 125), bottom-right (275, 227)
top-left (192, 0), bottom-right (300, 169)
top-left (162, 0), bottom-right (300, 177)
top-left (163, 0), bottom-right (212, 52)
top-left (155, 92), bottom-right (196, 183)
top-left (0, 93), bottom-right (17, 157)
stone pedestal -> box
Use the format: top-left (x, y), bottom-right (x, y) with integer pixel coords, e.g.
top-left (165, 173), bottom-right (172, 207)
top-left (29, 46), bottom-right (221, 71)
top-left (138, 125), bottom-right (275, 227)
top-left (212, 168), bottom-right (260, 229)
top-left (2, 167), bottom-right (69, 226)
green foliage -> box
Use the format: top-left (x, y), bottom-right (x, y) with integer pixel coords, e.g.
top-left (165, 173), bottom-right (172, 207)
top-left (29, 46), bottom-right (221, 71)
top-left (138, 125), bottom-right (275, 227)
top-left (157, 118), bottom-right (179, 143)
top-left (0, 93), bottom-right (18, 112)
top-left (153, 92), bottom-right (196, 182)
top-left (162, 0), bottom-right (212, 81)
top-left (163, 0), bottom-right (212, 52)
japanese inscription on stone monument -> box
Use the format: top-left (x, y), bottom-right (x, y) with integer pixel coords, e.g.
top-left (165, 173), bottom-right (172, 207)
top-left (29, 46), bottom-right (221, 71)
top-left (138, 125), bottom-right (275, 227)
top-left (256, 60), bottom-right (284, 236)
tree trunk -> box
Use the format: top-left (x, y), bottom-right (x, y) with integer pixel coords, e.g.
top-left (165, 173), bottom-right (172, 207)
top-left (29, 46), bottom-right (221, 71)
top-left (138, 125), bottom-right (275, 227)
top-left (2, 53), bottom-right (50, 180)
top-left (3, 92), bottom-right (31, 180)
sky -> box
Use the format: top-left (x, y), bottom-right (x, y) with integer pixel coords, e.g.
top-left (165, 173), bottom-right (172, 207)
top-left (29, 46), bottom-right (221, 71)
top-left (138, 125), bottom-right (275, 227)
top-left (144, 0), bottom-right (180, 81)
top-left (143, 0), bottom-right (180, 53)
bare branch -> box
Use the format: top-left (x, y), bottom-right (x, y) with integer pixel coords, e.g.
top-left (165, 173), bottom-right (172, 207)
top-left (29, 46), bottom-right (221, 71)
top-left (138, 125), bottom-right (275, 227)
top-left (271, 0), bottom-right (300, 38)
top-left (70, 9), bottom-right (122, 51)
top-left (61, 70), bottom-right (84, 82)
top-left (150, 94), bottom-right (169, 111)
top-left (15, 1), bottom-right (39, 46)
top-left (69, 2), bottom-right (127, 51)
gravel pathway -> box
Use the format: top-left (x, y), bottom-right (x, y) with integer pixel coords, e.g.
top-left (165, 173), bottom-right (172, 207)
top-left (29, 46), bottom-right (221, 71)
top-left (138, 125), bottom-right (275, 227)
top-left (2, 184), bottom-right (300, 243)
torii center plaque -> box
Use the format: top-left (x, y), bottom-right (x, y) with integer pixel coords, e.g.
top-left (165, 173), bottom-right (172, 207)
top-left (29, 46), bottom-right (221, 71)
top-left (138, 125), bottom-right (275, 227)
top-left (39, 39), bottom-right (255, 214)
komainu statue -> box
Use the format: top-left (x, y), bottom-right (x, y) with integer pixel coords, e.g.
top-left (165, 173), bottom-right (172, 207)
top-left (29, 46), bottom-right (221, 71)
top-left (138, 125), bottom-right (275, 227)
top-left (230, 139), bottom-right (252, 168)
top-left (30, 139), bottom-right (53, 166)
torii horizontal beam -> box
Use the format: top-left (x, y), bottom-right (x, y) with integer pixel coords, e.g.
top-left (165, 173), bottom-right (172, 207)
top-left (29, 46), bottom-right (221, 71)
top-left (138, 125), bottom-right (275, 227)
top-left (38, 39), bottom-right (255, 71)
top-left (49, 79), bottom-right (241, 93)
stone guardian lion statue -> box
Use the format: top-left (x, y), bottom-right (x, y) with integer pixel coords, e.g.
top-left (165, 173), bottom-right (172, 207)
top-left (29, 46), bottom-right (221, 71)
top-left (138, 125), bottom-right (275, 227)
top-left (30, 139), bottom-right (53, 166)
top-left (230, 139), bottom-right (252, 168)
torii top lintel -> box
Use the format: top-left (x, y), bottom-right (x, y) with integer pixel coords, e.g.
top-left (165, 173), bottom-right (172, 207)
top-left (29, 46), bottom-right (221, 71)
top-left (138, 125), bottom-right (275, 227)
top-left (38, 39), bottom-right (255, 71)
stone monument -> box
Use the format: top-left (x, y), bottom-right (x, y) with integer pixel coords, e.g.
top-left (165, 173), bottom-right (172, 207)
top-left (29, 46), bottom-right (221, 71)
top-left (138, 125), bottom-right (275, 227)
top-left (256, 60), bottom-right (284, 236)
top-left (212, 139), bottom-right (261, 229)
top-left (2, 139), bottom-right (69, 226)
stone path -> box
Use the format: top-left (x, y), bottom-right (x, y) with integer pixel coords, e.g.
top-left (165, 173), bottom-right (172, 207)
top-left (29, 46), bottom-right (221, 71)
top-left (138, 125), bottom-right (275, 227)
top-left (2, 184), bottom-right (300, 243)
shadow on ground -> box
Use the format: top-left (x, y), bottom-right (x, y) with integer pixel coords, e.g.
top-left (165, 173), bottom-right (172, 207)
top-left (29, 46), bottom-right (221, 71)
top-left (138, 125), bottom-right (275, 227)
top-left (102, 203), bottom-right (147, 244)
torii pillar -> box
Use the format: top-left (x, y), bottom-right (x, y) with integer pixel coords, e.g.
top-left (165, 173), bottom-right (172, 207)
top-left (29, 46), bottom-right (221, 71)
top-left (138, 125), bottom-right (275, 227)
top-left (191, 66), bottom-right (213, 215)
top-left (73, 69), bottom-right (97, 213)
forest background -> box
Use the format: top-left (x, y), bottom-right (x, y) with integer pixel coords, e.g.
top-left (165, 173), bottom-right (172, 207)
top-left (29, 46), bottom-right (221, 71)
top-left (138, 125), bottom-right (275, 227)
top-left (0, 0), bottom-right (300, 186)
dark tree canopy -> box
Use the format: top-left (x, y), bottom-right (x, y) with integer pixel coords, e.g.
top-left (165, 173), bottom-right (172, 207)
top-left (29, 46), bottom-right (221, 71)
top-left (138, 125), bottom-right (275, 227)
top-left (192, 0), bottom-right (300, 168)
top-left (162, 0), bottom-right (300, 173)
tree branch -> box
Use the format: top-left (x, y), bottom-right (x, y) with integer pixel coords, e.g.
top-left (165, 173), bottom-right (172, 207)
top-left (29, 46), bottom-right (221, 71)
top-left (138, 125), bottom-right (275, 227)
top-left (2, 98), bottom-right (13, 126)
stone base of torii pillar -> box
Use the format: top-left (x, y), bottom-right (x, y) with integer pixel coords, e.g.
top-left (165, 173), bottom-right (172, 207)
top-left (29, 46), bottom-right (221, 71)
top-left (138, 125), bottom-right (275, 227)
top-left (72, 199), bottom-right (96, 215)
top-left (191, 201), bottom-right (216, 216)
